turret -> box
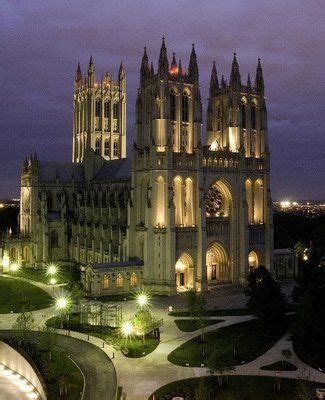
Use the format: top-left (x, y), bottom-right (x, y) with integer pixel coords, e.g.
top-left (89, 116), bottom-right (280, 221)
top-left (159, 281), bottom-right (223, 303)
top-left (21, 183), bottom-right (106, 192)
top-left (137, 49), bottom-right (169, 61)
top-left (229, 53), bottom-right (241, 90)
top-left (255, 58), bottom-right (264, 94)
top-left (247, 73), bottom-right (252, 91)
top-left (158, 37), bottom-right (169, 78)
top-left (87, 55), bottom-right (95, 86)
top-left (170, 52), bottom-right (178, 75)
top-left (140, 47), bottom-right (150, 86)
top-left (188, 43), bottom-right (199, 83)
top-left (209, 61), bottom-right (219, 97)
top-left (75, 63), bottom-right (82, 88)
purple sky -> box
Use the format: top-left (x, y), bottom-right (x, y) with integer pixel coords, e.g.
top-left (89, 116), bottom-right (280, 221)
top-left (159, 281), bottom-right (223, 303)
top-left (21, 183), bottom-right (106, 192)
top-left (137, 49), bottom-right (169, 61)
top-left (1, 0), bottom-right (324, 200)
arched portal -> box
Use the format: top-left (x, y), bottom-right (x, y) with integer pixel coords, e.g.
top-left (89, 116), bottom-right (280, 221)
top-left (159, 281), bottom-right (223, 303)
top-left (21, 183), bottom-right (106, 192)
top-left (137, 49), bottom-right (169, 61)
top-left (248, 251), bottom-right (259, 271)
top-left (9, 247), bottom-right (18, 263)
top-left (175, 252), bottom-right (193, 291)
top-left (206, 242), bottom-right (230, 282)
top-left (22, 246), bottom-right (31, 264)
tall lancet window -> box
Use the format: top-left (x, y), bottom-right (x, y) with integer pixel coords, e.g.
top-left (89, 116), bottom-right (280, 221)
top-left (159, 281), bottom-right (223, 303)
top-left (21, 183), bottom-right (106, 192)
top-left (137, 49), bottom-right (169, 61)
top-left (95, 138), bottom-right (100, 155)
top-left (241, 102), bottom-right (246, 127)
top-left (95, 99), bottom-right (101, 117)
top-left (173, 176), bottom-right (184, 227)
top-left (251, 102), bottom-right (256, 129)
top-left (185, 178), bottom-right (195, 226)
top-left (156, 176), bottom-right (165, 227)
top-left (104, 139), bottom-right (110, 156)
top-left (181, 93), bottom-right (189, 122)
top-left (170, 90), bottom-right (176, 121)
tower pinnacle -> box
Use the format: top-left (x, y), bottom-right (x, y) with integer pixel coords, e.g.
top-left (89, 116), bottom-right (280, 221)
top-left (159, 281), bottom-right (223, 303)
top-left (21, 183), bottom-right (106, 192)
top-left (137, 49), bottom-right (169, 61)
top-left (188, 43), bottom-right (199, 83)
top-left (209, 60), bottom-right (219, 97)
top-left (158, 37), bottom-right (169, 78)
top-left (255, 58), bottom-right (264, 94)
top-left (229, 52), bottom-right (241, 90)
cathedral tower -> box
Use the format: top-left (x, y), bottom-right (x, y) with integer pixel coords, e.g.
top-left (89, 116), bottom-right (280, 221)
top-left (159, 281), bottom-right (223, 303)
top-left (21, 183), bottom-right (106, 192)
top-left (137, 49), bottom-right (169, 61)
top-left (72, 57), bottom-right (126, 164)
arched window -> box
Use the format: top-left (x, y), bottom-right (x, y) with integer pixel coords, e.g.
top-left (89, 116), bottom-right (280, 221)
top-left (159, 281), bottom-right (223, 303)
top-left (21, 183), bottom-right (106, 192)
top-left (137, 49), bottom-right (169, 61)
top-left (245, 180), bottom-right (253, 224)
top-left (22, 246), bottom-right (31, 263)
top-left (47, 193), bottom-right (53, 211)
top-left (181, 93), bottom-right (189, 122)
top-left (170, 90), bottom-right (176, 120)
top-left (95, 99), bottom-right (101, 117)
top-left (113, 102), bottom-right (119, 119)
top-left (130, 273), bottom-right (138, 286)
top-left (156, 176), bottom-right (165, 227)
top-left (95, 138), bottom-right (100, 155)
top-left (9, 247), bottom-right (18, 262)
top-left (254, 179), bottom-right (264, 224)
top-left (251, 102), bottom-right (256, 129)
top-left (104, 139), bottom-right (110, 156)
top-left (102, 274), bottom-right (109, 289)
top-left (185, 178), bottom-right (195, 226)
top-left (116, 274), bottom-right (124, 288)
top-left (50, 230), bottom-right (59, 248)
top-left (173, 176), bottom-right (184, 226)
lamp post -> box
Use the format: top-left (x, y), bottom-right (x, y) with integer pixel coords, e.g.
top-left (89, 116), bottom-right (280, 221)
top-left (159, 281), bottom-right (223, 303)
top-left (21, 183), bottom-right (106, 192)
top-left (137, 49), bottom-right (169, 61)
top-left (55, 297), bottom-right (70, 329)
top-left (49, 278), bottom-right (56, 294)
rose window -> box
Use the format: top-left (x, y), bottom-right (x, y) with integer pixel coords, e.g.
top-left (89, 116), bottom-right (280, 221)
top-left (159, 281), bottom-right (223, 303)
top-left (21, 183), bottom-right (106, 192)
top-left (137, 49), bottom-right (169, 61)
top-left (206, 186), bottom-right (223, 216)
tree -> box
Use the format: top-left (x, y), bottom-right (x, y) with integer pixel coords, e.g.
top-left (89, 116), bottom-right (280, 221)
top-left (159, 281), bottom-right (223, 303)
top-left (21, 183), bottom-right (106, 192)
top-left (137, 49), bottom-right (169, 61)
top-left (133, 309), bottom-right (156, 341)
top-left (207, 347), bottom-right (234, 387)
top-left (245, 266), bottom-right (287, 333)
top-left (281, 348), bottom-right (292, 365)
top-left (295, 381), bottom-right (315, 400)
top-left (70, 283), bottom-right (85, 306)
top-left (38, 325), bottom-right (58, 357)
top-left (12, 310), bottom-right (35, 339)
top-left (185, 290), bottom-right (207, 341)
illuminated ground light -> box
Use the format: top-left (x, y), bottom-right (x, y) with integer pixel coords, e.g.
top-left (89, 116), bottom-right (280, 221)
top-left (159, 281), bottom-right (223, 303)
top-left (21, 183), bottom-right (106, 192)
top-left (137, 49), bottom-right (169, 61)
top-left (46, 263), bottom-right (58, 276)
top-left (49, 278), bottom-right (56, 285)
top-left (121, 321), bottom-right (133, 337)
top-left (9, 263), bottom-right (21, 273)
top-left (135, 290), bottom-right (151, 308)
top-left (55, 296), bottom-right (71, 312)
top-left (2, 255), bottom-right (10, 270)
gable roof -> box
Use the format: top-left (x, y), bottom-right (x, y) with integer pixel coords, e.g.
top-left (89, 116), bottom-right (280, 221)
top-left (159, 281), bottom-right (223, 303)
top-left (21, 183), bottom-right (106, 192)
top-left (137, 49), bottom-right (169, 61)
top-left (39, 161), bottom-right (84, 183)
top-left (94, 158), bottom-right (131, 181)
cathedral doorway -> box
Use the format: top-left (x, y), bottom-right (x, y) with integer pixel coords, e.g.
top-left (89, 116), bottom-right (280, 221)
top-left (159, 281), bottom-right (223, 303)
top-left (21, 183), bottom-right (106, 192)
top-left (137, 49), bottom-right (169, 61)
top-left (175, 252), bottom-right (194, 291)
top-left (22, 246), bottom-right (31, 265)
top-left (248, 251), bottom-right (259, 272)
top-left (206, 242), bottom-right (230, 283)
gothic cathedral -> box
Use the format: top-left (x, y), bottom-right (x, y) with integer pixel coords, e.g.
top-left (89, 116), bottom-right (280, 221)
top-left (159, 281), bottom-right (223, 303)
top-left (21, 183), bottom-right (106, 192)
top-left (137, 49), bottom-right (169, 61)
top-left (3, 39), bottom-right (273, 296)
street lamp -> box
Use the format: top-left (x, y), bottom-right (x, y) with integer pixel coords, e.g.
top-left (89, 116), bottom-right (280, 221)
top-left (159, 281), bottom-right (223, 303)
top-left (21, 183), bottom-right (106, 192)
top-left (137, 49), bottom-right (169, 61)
top-left (47, 263), bottom-right (58, 276)
top-left (135, 291), bottom-right (151, 308)
top-left (121, 321), bottom-right (133, 338)
top-left (55, 296), bottom-right (71, 329)
top-left (49, 278), bottom-right (56, 294)
top-left (9, 263), bottom-right (21, 274)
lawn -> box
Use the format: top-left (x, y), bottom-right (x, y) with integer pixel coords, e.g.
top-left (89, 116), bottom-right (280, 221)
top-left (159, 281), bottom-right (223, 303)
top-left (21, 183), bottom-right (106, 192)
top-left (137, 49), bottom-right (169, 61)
top-left (260, 360), bottom-right (297, 371)
top-left (292, 341), bottom-right (325, 372)
top-left (174, 319), bottom-right (224, 332)
top-left (149, 375), bottom-right (320, 400)
top-left (46, 313), bottom-right (159, 358)
top-left (0, 276), bottom-right (53, 313)
top-left (168, 319), bottom-right (290, 367)
top-left (169, 308), bottom-right (250, 317)
top-left (13, 265), bottom-right (80, 285)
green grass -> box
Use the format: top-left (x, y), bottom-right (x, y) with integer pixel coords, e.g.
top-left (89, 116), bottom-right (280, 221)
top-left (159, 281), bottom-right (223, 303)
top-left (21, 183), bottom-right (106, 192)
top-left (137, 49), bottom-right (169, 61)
top-left (13, 265), bottom-right (80, 285)
top-left (174, 319), bottom-right (224, 332)
top-left (0, 276), bottom-right (53, 313)
top-left (168, 319), bottom-right (290, 367)
top-left (46, 314), bottom-right (159, 358)
top-left (260, 360), bottom-right (297, 371)
top-left (292, 340), bottom-right (325, 372)
top-left (169, 308), bottom-right (250, 317)
top-left (149, 376), bottom-right (320, 400)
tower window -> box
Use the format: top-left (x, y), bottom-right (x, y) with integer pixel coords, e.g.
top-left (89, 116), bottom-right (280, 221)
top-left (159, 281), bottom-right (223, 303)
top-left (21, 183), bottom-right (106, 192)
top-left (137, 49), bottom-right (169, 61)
top-left (113, 102), bottom-right (119, 119)
top-left (102, 274), bottom-right (109, 289)
top-left (50, 230), bottom-right (59, 248)
top-left (104, 101), bottom-right (110, 118)
top-left (95, 99), bottom-right (101, 117)
top-left (241, 103), bottom-right (246, 127)
top-left (116, 274), bottom-right (124, 288)
top-left (181, 93), bottom-right (189, 122)
top-left (113, 140), bottom-right (118, 157)
top-left (95, 138), bottom-right (101, 155)
top-left (170, 90), bottom-right (176, 120)
top-left (217, 105), bottom-right (221, 119)
top-left (104, 139), bottom-right (110, 156)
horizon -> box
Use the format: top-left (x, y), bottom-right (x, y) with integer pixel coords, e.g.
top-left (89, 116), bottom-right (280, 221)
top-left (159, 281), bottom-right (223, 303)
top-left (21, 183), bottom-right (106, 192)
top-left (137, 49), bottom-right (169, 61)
top-left (1, 0), bottom-right (324, 199)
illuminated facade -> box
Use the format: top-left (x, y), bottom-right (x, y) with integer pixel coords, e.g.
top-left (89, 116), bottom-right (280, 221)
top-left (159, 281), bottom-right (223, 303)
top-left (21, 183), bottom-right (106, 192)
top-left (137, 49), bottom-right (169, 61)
top-left (2, 39), bottom-right (272, 295)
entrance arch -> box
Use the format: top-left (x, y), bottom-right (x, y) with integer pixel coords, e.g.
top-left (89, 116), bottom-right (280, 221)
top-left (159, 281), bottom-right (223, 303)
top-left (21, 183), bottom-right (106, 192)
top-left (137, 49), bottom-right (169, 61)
top-left (248, 251), bottom-right (259, 271)
top-left (175, 252), bottom-right (193, 291)
top-left (206, 242), bottom-right (230, 282)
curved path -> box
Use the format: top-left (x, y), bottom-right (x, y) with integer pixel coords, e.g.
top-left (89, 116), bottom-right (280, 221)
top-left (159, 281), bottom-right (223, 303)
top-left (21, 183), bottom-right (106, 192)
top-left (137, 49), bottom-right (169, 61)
top-left (0, 330), bottom-right (117, 400)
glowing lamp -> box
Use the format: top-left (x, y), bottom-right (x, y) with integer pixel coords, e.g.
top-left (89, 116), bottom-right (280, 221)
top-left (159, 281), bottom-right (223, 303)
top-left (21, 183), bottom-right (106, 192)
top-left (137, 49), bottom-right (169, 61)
top-left (2, 255), bottom-right (9, 269)
top-left (10, 263), bottom-right (20, 273)
top-left (49, 278), bottom-right (56, 285)
top-left (55, 297), bottom-right (69, 311)
top-left (136, 293), bottom-right (149, 308)
top-left (47, 263), bottom-right (58, 276)
top-left (121, 321), bottom-right (133, 337)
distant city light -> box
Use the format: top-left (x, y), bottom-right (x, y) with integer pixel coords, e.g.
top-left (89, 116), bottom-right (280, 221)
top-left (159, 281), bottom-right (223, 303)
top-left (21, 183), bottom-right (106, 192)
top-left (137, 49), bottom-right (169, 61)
top-left (0, 203), bottom-right (4, 208)
top-left (121, 321), bottom-right (133, 337)
top-left (280, 200), bottom-right (291, 208)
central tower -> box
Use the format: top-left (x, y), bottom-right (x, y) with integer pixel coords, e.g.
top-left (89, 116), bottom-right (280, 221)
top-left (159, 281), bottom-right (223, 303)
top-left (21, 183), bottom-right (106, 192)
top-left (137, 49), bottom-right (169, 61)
top-left (128, 39), bottom-right (204, 294)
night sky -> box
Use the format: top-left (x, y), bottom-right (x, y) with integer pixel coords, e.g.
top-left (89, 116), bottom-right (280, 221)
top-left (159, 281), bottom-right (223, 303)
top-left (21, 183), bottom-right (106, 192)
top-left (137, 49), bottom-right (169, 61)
top-left (1, 0), bottom-right (324, 200)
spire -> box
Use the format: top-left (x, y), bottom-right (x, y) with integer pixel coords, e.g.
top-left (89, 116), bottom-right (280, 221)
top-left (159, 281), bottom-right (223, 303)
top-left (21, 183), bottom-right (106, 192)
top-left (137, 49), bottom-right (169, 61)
top-left (75, 62), bottom-right (82, 84)
top-left (140, 47), bottom-right (150, 86)
top-left (229, 53), bottom-right (241, 90)
top-left (255, 58), bottom-right (264, 94)
top-left (247, 73), bottom-right (252, 91)
top-left (158, 37), bottom-right (169, 78)
top-left (209, 61), bottom-right (219, 97)
top-left (150, 62), bottom-right (154, 76)
top-left (170, 52), bottom-right (178, 75)
top-left (188, 43), bottom-right (199, 83)
top-left (88, 55), bottom-right (95, 76)
top-left (221, 74), bottom-right (226, 88)
top-left (118, 61), bottom-right (125, 81)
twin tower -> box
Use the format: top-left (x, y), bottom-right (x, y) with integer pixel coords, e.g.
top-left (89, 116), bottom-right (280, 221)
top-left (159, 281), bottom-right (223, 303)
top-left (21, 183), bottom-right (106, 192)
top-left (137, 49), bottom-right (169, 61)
top-left (73, 38), bottom-right (272, 294)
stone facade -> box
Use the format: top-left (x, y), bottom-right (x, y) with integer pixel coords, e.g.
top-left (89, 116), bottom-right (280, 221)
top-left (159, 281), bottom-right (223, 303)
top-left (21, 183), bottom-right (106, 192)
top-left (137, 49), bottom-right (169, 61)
top-left (2, 39), bottom-right (273, 296)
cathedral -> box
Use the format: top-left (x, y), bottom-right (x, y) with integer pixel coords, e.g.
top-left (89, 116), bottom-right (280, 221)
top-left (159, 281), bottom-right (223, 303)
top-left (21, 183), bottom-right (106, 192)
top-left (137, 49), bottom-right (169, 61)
top-left (2, 39), bottom-right (273, 296)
